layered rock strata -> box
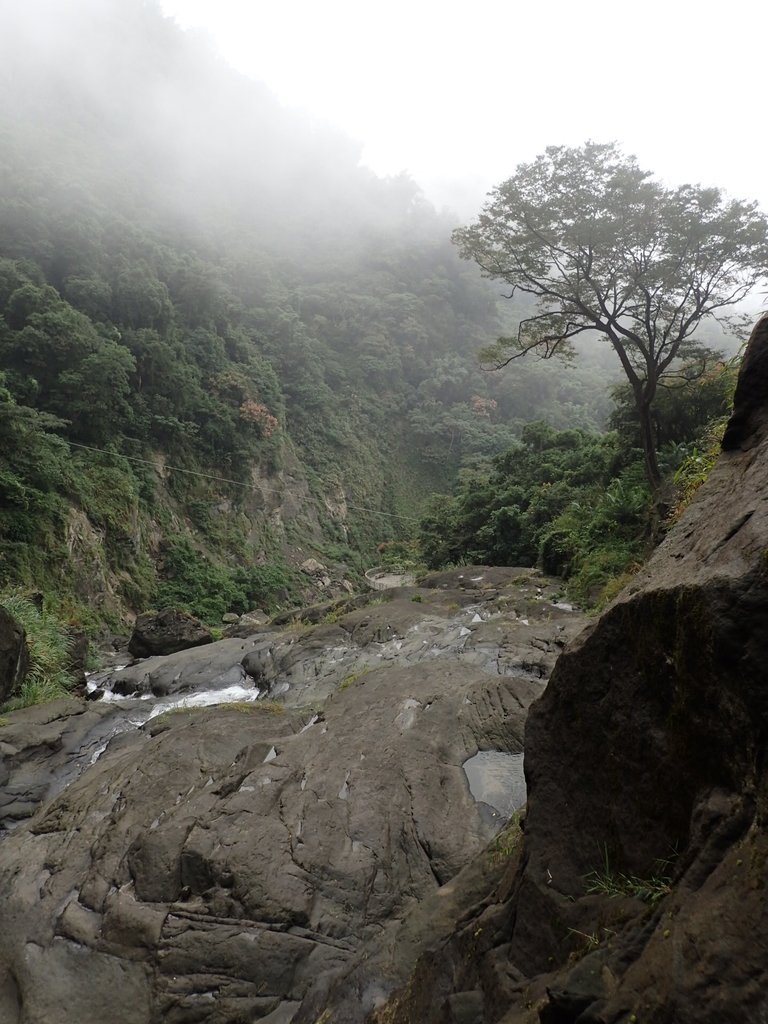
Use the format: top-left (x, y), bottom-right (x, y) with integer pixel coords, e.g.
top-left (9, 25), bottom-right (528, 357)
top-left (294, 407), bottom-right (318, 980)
top-left (0, 568), bottom-right (583, 1023)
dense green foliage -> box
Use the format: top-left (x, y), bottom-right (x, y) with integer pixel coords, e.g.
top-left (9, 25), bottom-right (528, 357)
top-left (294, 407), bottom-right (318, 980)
top-left (0, 0), bottom-right (617, 629)
top-left (418, 423), bottom-right (649, 602)
top-left (0, 371), bottom-right (71, 580)
top-left (418, 365), bottom-right (737, 603)
top-left (0, 594), bottom-right (76, 709)
top-left (609, 365), bottom-right (735, 463)
top-left (154, 538), bottom-right (294, 623)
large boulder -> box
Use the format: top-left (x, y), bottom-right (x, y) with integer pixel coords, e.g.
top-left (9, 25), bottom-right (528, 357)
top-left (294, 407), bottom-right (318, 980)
top-left (0, 606), bottom-right (27, 704)
top-left (111, 638), bottom-right (257, 697)
top-left (515, 318), bottom-right (768, 983)
top-left (127, 607), bottom-right (213, 659)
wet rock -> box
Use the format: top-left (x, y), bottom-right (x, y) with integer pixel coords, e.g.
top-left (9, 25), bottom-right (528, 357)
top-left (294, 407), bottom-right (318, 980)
top-left (112, 638), bottom-right (257, 697)
top-left (0, 698), bottom-right (132, 832)
top-left (0, 567), bottom-right (591, 1022)
top-left (127, 607), bottom-right (213, 659)
top-left (241, 640), bottom-right (278, 690)
top-left (0, 661), bottom-right (527, 1021)
top-left (0, 568), bottom-right (587, 1023)
top-left (102, 571), bottom-right (583, 711)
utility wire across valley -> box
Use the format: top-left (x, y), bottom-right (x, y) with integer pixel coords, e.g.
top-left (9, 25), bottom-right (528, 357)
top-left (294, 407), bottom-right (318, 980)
top-left (66, 441), bottom-right (420, 522)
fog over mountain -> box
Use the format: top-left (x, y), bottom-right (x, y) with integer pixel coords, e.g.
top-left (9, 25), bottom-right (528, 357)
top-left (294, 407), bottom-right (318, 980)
top-left (157, 0), bottom-right (768, 218)
top-left (0, 0), bottom-right (760, 624)
top-left (0, 0), bottom-right (626, 622)
top-left (0, 0), bottom-right (410, 243)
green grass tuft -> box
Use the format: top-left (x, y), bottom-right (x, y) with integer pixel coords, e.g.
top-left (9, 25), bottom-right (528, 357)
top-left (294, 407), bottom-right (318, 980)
top-left (339, 667), bottom-right (371, 691)
top-left (585, 846), bottom-right (673, 905)
top-left (487, 811), bottom-right (524, 864)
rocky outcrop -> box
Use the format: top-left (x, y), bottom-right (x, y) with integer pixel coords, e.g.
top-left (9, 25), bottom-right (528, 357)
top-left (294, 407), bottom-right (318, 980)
top-left (0, 606), bottom-right (27, 704)
top-left (65, 629), bottom-right (90, 690)
top-left (316, 314), bottom-right (768, 1024)
top-left (110, 571), bottom-right (577, 707)
top-left (0, 568), bottom-right (586, 1023)
top-left (721, 314), bottom-right (768, 451)
top-left (128, 607), bottom-right (213, 659)
top-left (0, 698), bottom-right (127, 834)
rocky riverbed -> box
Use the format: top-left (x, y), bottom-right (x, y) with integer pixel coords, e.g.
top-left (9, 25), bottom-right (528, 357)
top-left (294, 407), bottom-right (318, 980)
top-left (0, 567), bottom-right (586, 1023)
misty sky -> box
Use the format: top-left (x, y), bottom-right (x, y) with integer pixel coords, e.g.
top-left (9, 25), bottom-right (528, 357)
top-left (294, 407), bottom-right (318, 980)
top-left (158, 0), bottom-right (767, 216)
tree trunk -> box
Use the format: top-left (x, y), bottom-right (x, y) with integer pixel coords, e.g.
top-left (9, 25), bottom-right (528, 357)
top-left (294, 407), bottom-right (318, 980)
top-left (636, 391), bottom-right (671, 534)
top-left (638, 401), bottom-right (662, 495)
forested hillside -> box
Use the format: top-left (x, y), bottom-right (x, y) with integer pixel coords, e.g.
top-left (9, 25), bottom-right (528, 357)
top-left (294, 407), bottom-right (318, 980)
top-left (0, 0), bottom-right (615, 628)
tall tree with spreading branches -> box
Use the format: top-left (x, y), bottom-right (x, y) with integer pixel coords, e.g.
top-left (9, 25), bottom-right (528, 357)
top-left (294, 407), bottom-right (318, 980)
top-left (453, 142), bottom-right (768, 507)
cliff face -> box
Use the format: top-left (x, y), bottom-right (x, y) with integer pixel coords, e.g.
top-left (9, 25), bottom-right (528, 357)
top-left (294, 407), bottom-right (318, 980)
top-left (512, 313), bottom-right (768, 1018)
top-left (58, 441), bottom-right (344, 625)
top-left (302, 315), bottom-right (768, 1023)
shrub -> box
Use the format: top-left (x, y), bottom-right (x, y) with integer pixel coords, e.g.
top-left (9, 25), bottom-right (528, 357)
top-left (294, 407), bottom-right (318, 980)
top-left (233, 564), bottom-right (294, 610)
top-left (0, 593), bottom-right (76, 709)
top-left (155, 537), bottom-right (296, 623)
top-left (155, 538), bottom-right (241, 623)
top-left (669, 419), bottom-right (728, 523)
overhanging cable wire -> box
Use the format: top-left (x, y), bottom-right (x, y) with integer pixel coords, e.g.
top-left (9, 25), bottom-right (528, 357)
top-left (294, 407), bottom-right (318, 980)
top-left (66, 441), bottom-right (420, 522)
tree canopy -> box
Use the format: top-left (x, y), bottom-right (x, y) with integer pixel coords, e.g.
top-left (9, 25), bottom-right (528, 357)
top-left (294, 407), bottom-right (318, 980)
top-left (453, 142), bottom-right (768, 501)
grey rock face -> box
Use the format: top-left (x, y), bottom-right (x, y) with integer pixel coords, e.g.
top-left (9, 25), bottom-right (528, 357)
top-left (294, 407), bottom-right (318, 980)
top-left (299, 558), bottom-right (327, 575)
top-left (112, 638), bottom-right (257, 697)
top-left (0, 698), bottom-right (133, 833)
top-left (108, 570), bottom-right (576, 710)
top-left (0, 568), bottom-right (585, 1023)
top-left (0, 667), bottom-right (513, 1022)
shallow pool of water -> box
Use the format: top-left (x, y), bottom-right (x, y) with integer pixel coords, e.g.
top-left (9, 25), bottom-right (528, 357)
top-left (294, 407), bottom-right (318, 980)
top-left (462, 750), bottom-right (526, 824)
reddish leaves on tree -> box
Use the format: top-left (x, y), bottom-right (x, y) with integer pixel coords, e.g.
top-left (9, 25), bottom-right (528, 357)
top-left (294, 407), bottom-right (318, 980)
top-left (239, 400), bottom-right (278, 438)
